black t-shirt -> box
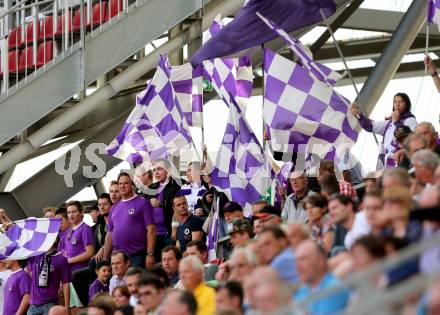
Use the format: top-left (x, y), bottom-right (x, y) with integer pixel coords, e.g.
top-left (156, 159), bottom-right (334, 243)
top-left (177, 215), bottom-right (204, 253)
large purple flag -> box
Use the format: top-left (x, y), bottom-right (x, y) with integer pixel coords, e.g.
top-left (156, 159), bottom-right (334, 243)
top-left (107, 55), bottom-right (192, 165)
top-left (191, 0), bottom-right (336, 64)
top-left (258, 12), bottom-right (344, 86)
top-left (0, 218), bottom-right (61, 260)
top-left (202, 15), bottom-right (253, 113)
top-left (211, 99), bottom-right (271, 215)
top-left (428, 0), bottom-right (440, 31)
top-left (263, 49), bottom-right (358, 160)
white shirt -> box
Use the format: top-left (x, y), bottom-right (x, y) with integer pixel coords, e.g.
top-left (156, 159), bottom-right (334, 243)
top-left (130, 295), bottom-right (138, 306)
top-left (109, 275), bottom-right (126, 294)
top-left (344, 211), bottom-right (371, 249)
top-left (0, 269), bottom-right (12, 313)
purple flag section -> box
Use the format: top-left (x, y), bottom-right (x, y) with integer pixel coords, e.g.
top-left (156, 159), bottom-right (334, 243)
top-left (0, 218), bottom-right (61, 260)
top-left (211, 99), bottom-right (271, 215)
top-left (258, 12), bottom-right (344, 86)
top-left (428, 0), bottom-right (440, 30)
top-left (202, 15), bottom-right (253, 113)
top-left (191, 0), bottom-right (336, 64)
top-left (263, 49), bottom-right (358, 160)
top-left (107, 55), bottom-right (193, 165)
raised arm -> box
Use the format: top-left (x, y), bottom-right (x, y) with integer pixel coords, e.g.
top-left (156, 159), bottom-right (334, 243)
top-left (425, 55), bottom-right (440, 93)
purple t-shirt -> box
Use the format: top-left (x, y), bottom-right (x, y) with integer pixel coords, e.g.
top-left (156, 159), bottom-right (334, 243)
top-left (88, 279), bottom-right (109, 301)
top-left (108, 195), bottom-right (156, 255)
top-left (63, 222), bottom-right (95, 272)
top-left (28, 252), bottom-right (72, 305)
top-left (3, 269), bottom-right (31, 315)
top-left (58, 229), bottom-right (68, 254)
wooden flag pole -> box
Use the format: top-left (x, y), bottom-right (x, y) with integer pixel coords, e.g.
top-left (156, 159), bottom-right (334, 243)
top-left (319, 9), bottom-right (379, 146)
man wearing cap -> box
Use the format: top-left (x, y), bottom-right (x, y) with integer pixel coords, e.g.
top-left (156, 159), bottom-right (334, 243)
top-left (222, 202), bottom-right (245, 232)
top-left (282, 171), bottom-right (314, 224)
top-left (229, 219), bottom-right (253, 248)
top-left (255, 205), bottom-right (282, 228)
top-left (392, 125), bottom-right (413, 168)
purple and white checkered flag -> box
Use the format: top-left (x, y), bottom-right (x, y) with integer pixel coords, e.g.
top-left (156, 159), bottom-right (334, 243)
top-left (202, 15), bottom-right (253, 112)
top-left (206, 196), bottom-right (220, 262)
top-left (0, 218), bottom-right (61, 260)
top-left (428, 0), bottom-right (440, 31)
top-left (107, 55), bottom-right (192, 165)
top-left (211, 99), bottom-right (271, 216)
top-left (263, 49), bottom-right (358, 160)
top-left (258, 13), bottom-right (344, 86)
top-left (167, 57), bottom-right (203, 127)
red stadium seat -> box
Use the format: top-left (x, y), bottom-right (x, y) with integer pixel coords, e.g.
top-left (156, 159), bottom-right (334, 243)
top-left (88, 2), bottom-right (109, 28)
top-left (39, 16), bottom-right (55, 42)
top-left (8, 50), bottom-right (20, 74)
top-left (55, 11), bottom-right (73, 38)
top-left (25, 21), bottom-right (41, 46)
top-left (36, 41), bottom-right (54, 67)
top-left (8, 27), bottom-right (23, 50)
top-left (72, 7), bottom-right (88, 33)
top-left (18, 46), bottom-right (35, 72)
top-left (108, 0), bottom-right (123, 18)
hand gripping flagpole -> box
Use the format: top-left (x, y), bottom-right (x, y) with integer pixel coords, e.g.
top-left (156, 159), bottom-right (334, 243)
top-left (319, 9), bottom-right (379, 146)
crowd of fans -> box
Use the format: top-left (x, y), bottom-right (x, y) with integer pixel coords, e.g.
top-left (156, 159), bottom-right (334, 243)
top-left (0, 92), bottom-right (440, 315)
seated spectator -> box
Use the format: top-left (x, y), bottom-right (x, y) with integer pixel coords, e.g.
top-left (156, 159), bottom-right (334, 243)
top-left (363, 189), bottom-right (385, 236)
top-left (382, 187), bottom-right (422, 243)
top-left (258, 205), bottom-right (282, 226)
top-left (109, 251), bottom-right (131, 294)
top-left (412, 149), bottom-right (440, 186)
top-left (284, 223), bottom-right (310, 250)
top-left (104, 172), bottom-right (156, 268)
top-left (294, 240), bottom-right (350, 315)
top-left (27, 239), bottom-right (71, 314)
top-left (4, 259), bottom-right (31, 315)
top-left (185, 240), bottom-right (219, 281)
top-left (173, 195), bottom-right (204, 253)
top-left (150, 265), bottom-right (171, 289)
top-left (160, 290), bottom-right (198, 315)
top-left (179, 256), bottom-right (216, 315)
top-left (138, 274), bottom-right (165, 315)
top-left (89, 260), bottom-right (111, 302)
top-left (228, 247), bottom-right (259, 283)
top-left (401, 133), bottom-right (428, 169)
top-left (126, 267), bottom-right (143, 306)
top-left (87, 298), bottom-right (115, 315)
top-left (304, 194), bottom-right (334, 253)
top-left (215, 281), bottom-right (244, 315)
top-left (112, 286), bottom-right (130, 307)
top-left (252, 268), bottom-right (293, 313)
top-left (258, 226), bottom-right (298, 284)
top-left (351, 236), bottom-right (386, 273)
top-left (222, 202), bottom-right (245, 229)
top-left (161, 246), bottom-right (182, 287)
top-left (328, 194), bottom-right (370, 249)
top-left (251, 200), bottom-right (268, 215)
top-left (228, 219), bottom-right (253, 248)
top-left (282, 170), bottom-right (313, 223)
top-left (382, 167), bottom-right (411, 189)
top-left (319, 175), bottom-right (340, 201)
top-left (415, 122), bottom-right (440, 155)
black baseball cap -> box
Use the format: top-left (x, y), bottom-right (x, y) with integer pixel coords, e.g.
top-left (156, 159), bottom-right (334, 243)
top-left (223, 201), bottom-right (243, 213)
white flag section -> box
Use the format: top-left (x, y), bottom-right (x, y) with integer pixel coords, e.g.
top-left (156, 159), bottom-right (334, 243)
top-left (0, 218), bottom-right (61, 260)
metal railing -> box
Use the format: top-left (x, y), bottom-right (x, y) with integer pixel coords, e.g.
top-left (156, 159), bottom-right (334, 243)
top-left (294, 233), bottom-right (440, 315)
top-left (0, 0), bottom-right (128, 95)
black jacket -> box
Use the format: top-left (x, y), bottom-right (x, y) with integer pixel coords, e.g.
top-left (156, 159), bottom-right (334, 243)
top-left (144, 178), bottom-right (187, 235)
